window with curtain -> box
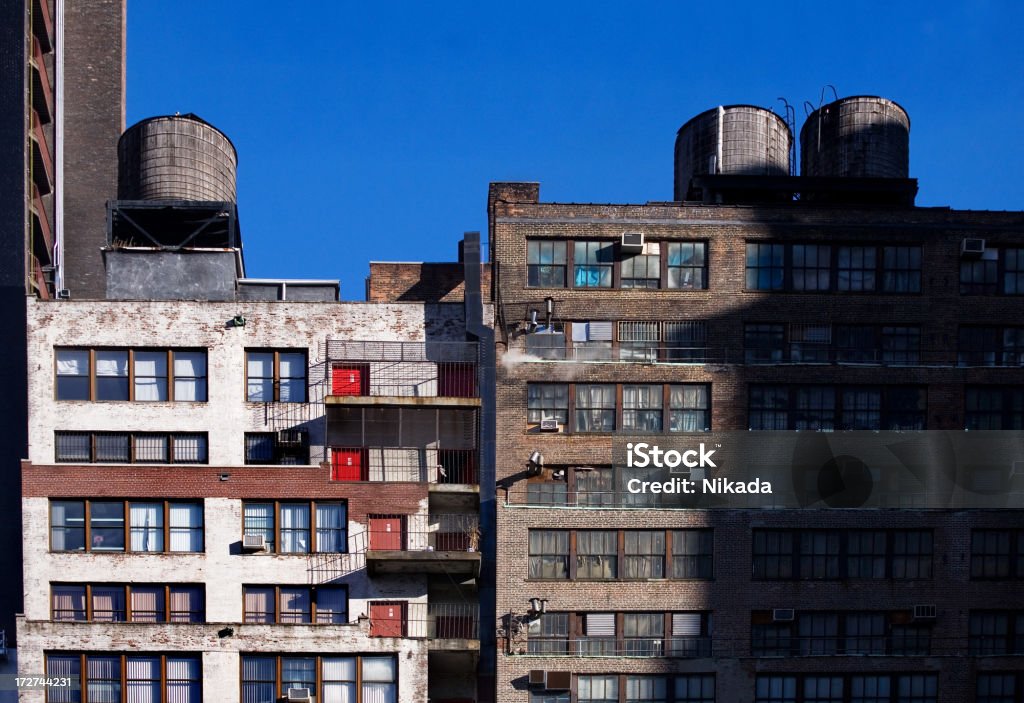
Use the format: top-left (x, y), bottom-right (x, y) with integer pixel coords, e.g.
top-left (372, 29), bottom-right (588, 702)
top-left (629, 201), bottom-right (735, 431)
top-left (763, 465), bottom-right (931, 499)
top-left (244, 587), bottom-right (275, 623)
top-left (669, 385), bottom-right (709, 432)
top-left (280, 588), bottom-right (312, 623)
top-left (130, 587), bottom-right (165, 623)
top-left (91, 587), bottom-right (126, 622)
top-left (322, 657), bottom-right (357, 703)
top-left (172, 351), bottom-right (207, 401)
top-left (756, 676), bottom-right (797, 703)
top-left (87, 656), bottom-right (122, 703)
top-left (95, 351), bottom-right (130, 401)
top-left (576, 530), bottom-right (617, 579)
top-left (624, 613), bottom-right (664, 655)
top-left (575, 467), bottom-right (615, 507)
top-left (527, 383), bottom-right (569, 424)
top-left (280, 504), bottom-right (311, 553)
top-left (316, 503), bottom-right (347, 553)
top-left (844, 613), bottom-right (885, 655)
top-left (55, 433), bottom-right (208, 464)
top-left (130, 503), bottom-right (163, 552)
top-left (361, 656), bottom-right (397, 703)
top-left (52, 586), bottom-right (86, 621)
top-left (798, 613), bottom-right (839, 656)
top-left (837, 246), bottom-right (877, 292)
top-left (626, 676), bottom-right (667, 703)
top-left (527, 612), bottom-right (569, 654)
top-left (573, 240), bottom-right (614, 288)
top-left (528, 530), bottom-right (569, 579)
top-left (281, 657), bottom-right (316, 691)
top-left (166, 657), bottom-right (200, 703)
top-left (579, 675), bottom-right (619, 703)
top-left (168, 503), bottom-right (204, 552)
top-left (134, 434), bottom-right (169, 463)
top-left (242, 656), bottom-right (276, 703)
top-left (622, 385), bottom-right (662, 432)
top-left (624, 531), bottom-right (665, 579)
top-left (169, 587), bottom-right (203, 623)
top-left (134, 351), bottom-right (168, 401)
top-left (882, 246), bottom-right (922, 293)
top-left (671, 530), bottom-right (713, 579)
top-left (800, 531), bottom-right (841, 579)
top-left (246, 350), bottom-right (307, 402)
top-left (55, 349), bottom-right (91, 400)
top-left (126, 657), bottom-right (160, 703)
top-left (244, 503), bottom-right (275, 552)
top-left (846, 531), bottom-right (886, 578)
top-left (575, 384), bottom-right (615, 432)
top-left (45, 655), bottom-right (81, 703)
top-left (667, 242), bottom-right (707, 290)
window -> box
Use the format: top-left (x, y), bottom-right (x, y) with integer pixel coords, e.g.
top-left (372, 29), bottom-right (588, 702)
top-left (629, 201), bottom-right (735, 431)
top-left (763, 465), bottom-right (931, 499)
top-left (966, 387), bottom-right (1024, 430)
top-left (573, 240), bottom-right (614, 288)
top-left (844, 613), bottom-right (886, 655)
top-left (746, 243), bottom-right (785, 290)
top-left (526, 324), bottom-right (566, 360)
top-left (757, 675), bottom-right (935, 703)
top-left (55, 431), bottom-right (208, 464)
top-left (618, 321), bottom-right (660, 362)
top-left (571, 321), bottom-right (614, 360)
top-left (977, 673), bottom-right (1020, 703)
top-left (579, 676), bottom-right (619, 703)
top-left (532, 694), bottom-right (571, 703)
top-left (622, 385), bottom-right (663, 432)
top-left (242, 655), bottom-right (395, 703)
top-left (621, 243), bottom-right (661, 288)
top-left (881, 326), bottom-right (920, 365)
top-left (244, 431), bottom-right (310, 465)
top-left (748, 385), bottom-right (926, 431)
top-left (881, 246), bottom-right (922, 293)
top-left (626, 676), bottom-right (667, 703)
top-left (243, 586), bottom-right (347, 624)
top-left (528, 240), bottom-right (567, 287)
top-left (959, 326), bottom-right (1024, 367)
top-left (792, 244), bottom-right (831, 291)
top-left (576, 530), bottom-right (618, 579)
top-left (664, 321), bottom-right (706, 362)
top-left (671, 530), bottom-right (713, 579)
top-left (1005, 248), bottom-right (1024, 294)
top-left (527, 612), bottom-right (569, 654)
top-left (970, 612), bottom-right (1024, 655)
top-left (246, 350), bottom-right (307, 402)
top-left (890, 625), bottom-right (932, 656)
top-left (789, 324), bottom-right (832, 363)
top-left (753, 529), bottom-right (932, 580)
top-left (624, 531), bottom-right (665, 579)
top-left (50, 500), bottom-right (203, 553)
top-left (575, 384), bottom-right (616, 432)
top-left (745, 324), bottom-right (785, 363)
top-left (624, 613), bottom-right (664, 655)
top-left (579, 612), bottom-right (616, 655)
top-left (669, 385), bottom-right (710, 432)
top-left (242, 501), bottom-right (346, 554)
top-left (837, 246), bottom-right (877, 291)
top-left (756, 676), bottom-right (797, 703)
top-left (527, 478), bottom-right (569, 506)
top-left (575, 467), bottom-right (616, 507)
top-left (52, 584), bottom-right (203, 623)
top-left (45, 654), bottom-right (200, 703)
top-left (667, 242), bottom-right (707, 290)
top-left (528, 384), bottom-right (569, 424)
top-left (529, 530), bottom-right (569, 579)
top-left (55, 348), bottom-right (206, 402)
top-left (972, 530), bottom-right (1024, 579)
top-left (962, 253), bottom-right (999, 294)
top-left (676, 675), bottom-right (715, 703)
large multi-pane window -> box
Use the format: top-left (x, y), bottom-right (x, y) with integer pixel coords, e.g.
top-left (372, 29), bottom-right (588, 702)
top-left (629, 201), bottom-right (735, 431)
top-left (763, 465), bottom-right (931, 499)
top-left (246, 350), bottom-right (307, 402)
top-left (527, 384), bottom-right (569, 424)
top-left (881, 246), bottom-right (922, 292)
top-left (748, 385), bottom-right (926, 430)
top-left (746, 243), bottom-right (785, 290)
top-left (55, 431), bottom-right (208, 464)
top-left (669, 384), bottom-right (710, 432)
top-left (529, 530), bottom-right (569, 579)
top-left (55, 348), bottom-right (207, 402)
top-left (972, 530), bottom-right (1024, 579)
top-left (792, 245), bottom-right (831, 291)
top-left (622, 385), bottom-right (663, 432)
top-left (621, 243), bottom-right (661, 288)
top-left (243, 586), bottom-right (347, 624)
top-left (961, 254), bottom-right (1000, 294)
top-left (528, 240), bottom-right (568, 287)
top-left (571, 321), bottom-right (614, 360)
top-left (745, 324), bottom-right (785, 363)
top-left (977, 673), bottom-right (1021, 703)
top-left (1005, 249), bottom-right (1024, 294)
top-left (671, 530), bottom-right (714, 579)
top-left (50, 500), bottom-right (203, 553)
top-left (573, 240), bottom-right (615, 288)
top-left (966, 387), bottom-right (1024, 430)
top-left (575, 384), bottom-right (616, 432)
top-left (576, 531), bottom-right (618, 579)
top-left (837, 246), bottom-right (877, 291)
top-left (970, 612), bottom-right (1024, 655)
top-left (45, 653), bottom-right (200, 703)
top-left (527, 612), bottom-right (570, 654)
top-left (959, 326), bottom-right (1024, 366)
top-left (753, 529), bottom-right (932, 580)
top-left (618, 321), bottom-right (661, 362)
top-left (52, 584), bottom-right (204, 623)
top-left (755, 675), bottom-right (936, 703)
top-left (667, 242), bottom-right (708, 289)
top-left (526, 324), bottom-right (567, 360)
top-left (528, 528), bottom-right (713, 580)
top-left (242, 501), bottom-right (346, 554)
top-left (624, 531), bottom-right (665, 579)
top-left (241, 655), bottom-right (395, 703)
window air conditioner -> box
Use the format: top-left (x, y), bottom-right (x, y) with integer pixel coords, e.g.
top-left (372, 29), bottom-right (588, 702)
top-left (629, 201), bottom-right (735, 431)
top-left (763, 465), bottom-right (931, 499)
top-left (961, 238), bottom-right (986, 256)
top-left (277, 429), bottom-right (305, 446)
top-left (912, 604), bottom-right (937, 621)
top-left (242, 534), bottom-right (267, 552)
top-left (545, 671), bottom-right (572, 690)
top-left (528, 670), bottom-right (546, 686)
top-left (286, 688), bottom-right (312, 702)
top-left (56, 289), bottom-right (71, 299)
top-left (772, 608), bottom-right (795, 622)
top-left (539, 418), bottom-right (560, 432)
top-left (620, 232), bottom-right (645, 254)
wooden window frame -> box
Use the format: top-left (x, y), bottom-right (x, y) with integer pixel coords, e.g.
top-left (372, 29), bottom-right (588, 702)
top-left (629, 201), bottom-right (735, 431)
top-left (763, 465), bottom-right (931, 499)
top-left (50, 583), bottom-right (205, 623)
top-left (53, 347), bottom-right (207, 402)
top-left (239, 654), bottom-right (397, 702)
top-left (245, 348), bottom-right (308, 403)
top-left (241, 500), bottom-right (348, 555)
top-left (54, 431), bottom-right (209, 464)
top-left (49, 499), bottom-right (204, 554)
top-left (44, 652), bottom-right (202, 703)
top-left (242, 585), bottom-right (348, 624)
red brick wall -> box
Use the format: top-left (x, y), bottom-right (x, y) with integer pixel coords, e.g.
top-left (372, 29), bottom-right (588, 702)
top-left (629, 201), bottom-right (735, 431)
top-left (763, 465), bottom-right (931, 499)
top-left (367, 262), bottom-right (492, 303)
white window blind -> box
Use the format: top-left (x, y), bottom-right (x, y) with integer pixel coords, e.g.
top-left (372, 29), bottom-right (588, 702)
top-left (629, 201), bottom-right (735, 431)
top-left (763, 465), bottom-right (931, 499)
top-left (672, 613), bottom-right (702, 636)
top-left (585, 613), bottom-right (616, 636)
top-left (572, 321), bottom-right (613, 342)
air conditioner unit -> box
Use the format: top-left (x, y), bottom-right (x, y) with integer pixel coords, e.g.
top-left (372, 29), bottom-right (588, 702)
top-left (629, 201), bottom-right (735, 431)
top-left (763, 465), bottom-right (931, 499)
top-left (286, 688), bottom-right (312, 702)
top-left (545, 671), bottom-right (572, 690)
top-left (277, 429), bottom-right (306, 446)
top-left (241, 534), bottom-right (267, 552)
top-left (56, 289), bottom-right (71, 299)
top-left (772, 608), bottom-right (795, 622)
top-left (528, 670), bottom-right (546, 686)
top-left (912, 604), bottom-right (937, 621)
top-left (961, 238), bottom-right (986, 256)
top-left (620, 232), bottom-right (645, 253)
top-left (539, 418), bottom-right (559, 432)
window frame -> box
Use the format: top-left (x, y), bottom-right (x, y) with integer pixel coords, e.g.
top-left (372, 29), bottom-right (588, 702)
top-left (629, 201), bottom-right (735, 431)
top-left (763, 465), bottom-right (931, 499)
top-left (51, 583), bottom-right (205, 623)
top-left (242, 585), bottom-right (348, 624)
top-left (752, 529), bottom-right (933, 581)
top-left (55, 431), bottom-right (209, 464)
top-left (54, 348), bottom-right (207, 402)
top-left (241, 500), bottom-right (348, 555)
top-left (49, 500), bottom-right (204, 554)
top-left (245, 349), bottom-right (308, 403)
top-left (44, 652), bottom-right (201, 703)
top-left (240, 654), bottom-right (395, 702)
top-left (527, 239), bottom-right (568, 288)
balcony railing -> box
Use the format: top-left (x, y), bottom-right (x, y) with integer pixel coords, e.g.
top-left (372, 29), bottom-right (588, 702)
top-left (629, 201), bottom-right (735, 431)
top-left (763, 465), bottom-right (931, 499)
top-left (361, 513), bottom-right (480, 552)
top-left (323, 340), bottom-right (479, 399)
top-left (370, 602), bottom-right (479, 640)
top-left (329, 447), bottom-right (477, 484)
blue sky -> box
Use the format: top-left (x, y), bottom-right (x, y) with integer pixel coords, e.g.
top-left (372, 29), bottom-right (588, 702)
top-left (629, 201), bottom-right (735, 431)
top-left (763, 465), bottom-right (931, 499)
top-left (128, 1), bottom-right (1024, 300)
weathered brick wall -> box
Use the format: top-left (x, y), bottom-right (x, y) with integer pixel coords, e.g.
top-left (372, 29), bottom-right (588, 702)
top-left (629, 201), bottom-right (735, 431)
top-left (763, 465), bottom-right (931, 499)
top-left (367, 262), bottom-right (492, 303)
top-left (489, 184), bottom-right (1024, 702)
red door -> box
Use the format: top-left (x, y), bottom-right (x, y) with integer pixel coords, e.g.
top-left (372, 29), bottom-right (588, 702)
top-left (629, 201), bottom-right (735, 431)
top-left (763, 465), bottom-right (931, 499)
top-left (332, 364), bottom-right (369, 395)
top-left (331, 448), bottom-right (366, 481)
top-left (368, 516), bottom-right (404, 550)
top-left (369, 601), bottom-right (406, 637)
top-left (437, 363), bottom-right (475, 397)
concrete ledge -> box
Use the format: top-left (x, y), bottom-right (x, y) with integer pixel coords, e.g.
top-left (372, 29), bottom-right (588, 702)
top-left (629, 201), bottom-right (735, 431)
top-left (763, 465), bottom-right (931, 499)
top-left (326, 395), bottom-right (481, 408)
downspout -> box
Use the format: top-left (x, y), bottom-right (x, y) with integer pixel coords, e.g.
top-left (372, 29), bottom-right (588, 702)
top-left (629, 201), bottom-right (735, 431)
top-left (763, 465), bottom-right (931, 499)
top-left (463, 231), bottom-right (496, 703)
top-left (54, 0), bottom-right (65, 293)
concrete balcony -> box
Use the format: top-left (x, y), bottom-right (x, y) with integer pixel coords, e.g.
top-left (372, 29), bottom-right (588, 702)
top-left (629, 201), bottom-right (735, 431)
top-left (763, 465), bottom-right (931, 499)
top-left (363, 514), bottom-right (481, 577)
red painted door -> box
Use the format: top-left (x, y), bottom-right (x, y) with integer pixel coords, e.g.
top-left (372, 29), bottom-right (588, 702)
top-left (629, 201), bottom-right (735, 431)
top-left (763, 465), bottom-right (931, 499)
top-left (332, 364), bottom-right (369, 395)
top-left (369, 601), bottom-right (406, 637)
top-left (368, 516), bottom-right (404, 550)
top-left (437, 363), bottom-right (475, 397)
top-left (331, 448), bottom-right (365, 481)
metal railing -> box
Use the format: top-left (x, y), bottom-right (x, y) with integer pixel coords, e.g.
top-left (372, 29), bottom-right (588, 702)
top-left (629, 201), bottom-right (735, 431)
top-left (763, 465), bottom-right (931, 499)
top-left (361, 513), bottom-right (480, 552)
top-left (323, 341), bottom-right (479, 398)
top-left (370, 602), bottom-right (480, 640)
top-left (328, 447), bottom-right (477, 484)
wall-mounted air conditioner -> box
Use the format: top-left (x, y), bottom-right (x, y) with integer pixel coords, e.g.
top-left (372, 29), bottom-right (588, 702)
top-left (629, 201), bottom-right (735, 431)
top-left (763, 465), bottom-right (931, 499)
top-left (242, 534), bottom-right (267, 552)
top-left (772, 608), bottom-right (795, 622)
top-left (528, 670), bottom-right (546, 686)
top-left (286, 688), bottom-right (312, 702)
top-left (620, 232), bottom-right (645, 253)
top-left (277, 429), bottom-right (306, 446)
top-left (540, 418), bottom-right (560, 432)
top-left (961, 238), bottom-right (986, 256)
top-left (912, 604), bottom-right (937, 621)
